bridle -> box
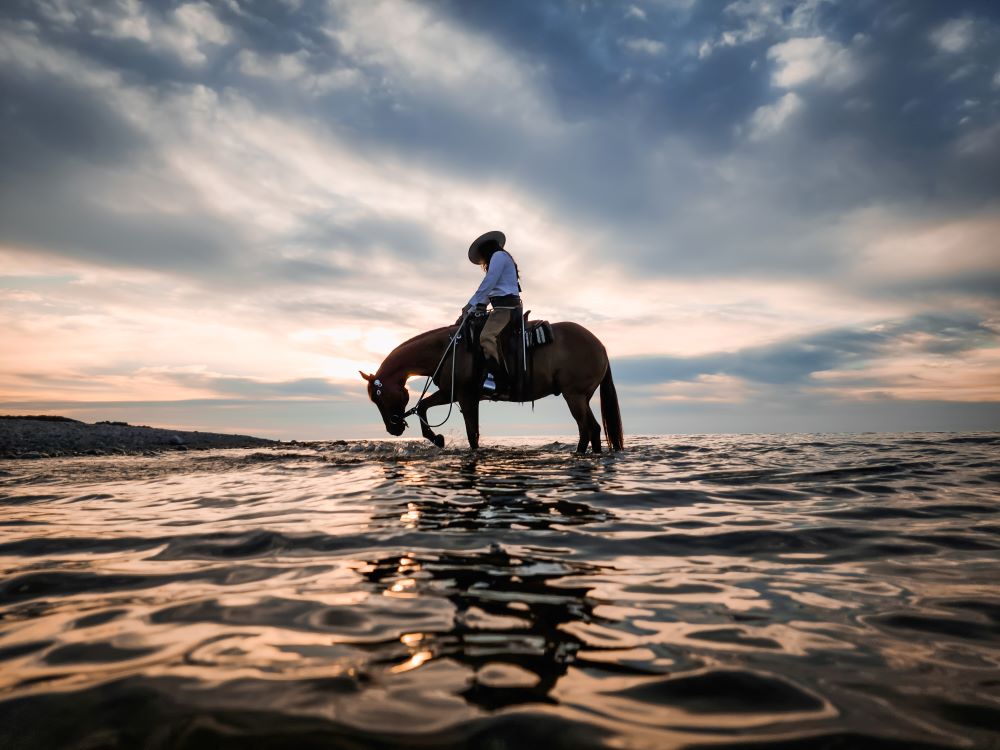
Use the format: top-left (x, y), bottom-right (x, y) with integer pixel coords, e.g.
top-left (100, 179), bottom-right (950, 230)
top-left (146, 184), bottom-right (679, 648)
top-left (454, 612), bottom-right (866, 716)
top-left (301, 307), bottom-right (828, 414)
top-left (371, 378), bottom-right (410, 430)
top-left (398, 309), bottom-right (470, 429)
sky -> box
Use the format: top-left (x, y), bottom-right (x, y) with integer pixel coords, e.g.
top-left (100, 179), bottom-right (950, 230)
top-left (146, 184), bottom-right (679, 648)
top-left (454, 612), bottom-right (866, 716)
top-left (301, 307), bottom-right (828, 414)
top-left (1, 0), bottom-right (998, 440)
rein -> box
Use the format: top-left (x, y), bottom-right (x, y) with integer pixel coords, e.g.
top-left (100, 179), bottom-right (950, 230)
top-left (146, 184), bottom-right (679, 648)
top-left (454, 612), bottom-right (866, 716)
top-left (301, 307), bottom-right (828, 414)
top-left (400, 311), bottom-right (469, 429)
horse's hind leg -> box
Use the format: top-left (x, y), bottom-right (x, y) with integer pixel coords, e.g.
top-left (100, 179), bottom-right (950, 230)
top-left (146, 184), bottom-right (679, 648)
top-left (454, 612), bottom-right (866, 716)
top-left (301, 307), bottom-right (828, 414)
top-left (588, 411), bottom-right (602, 453)
top-left (564, 393), bottom-right (594, 454)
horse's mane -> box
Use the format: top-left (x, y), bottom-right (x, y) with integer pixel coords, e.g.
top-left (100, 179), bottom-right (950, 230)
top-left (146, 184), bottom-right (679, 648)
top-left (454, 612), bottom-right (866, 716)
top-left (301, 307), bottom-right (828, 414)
top-left (394, 325), bottom-right (454, 350)
top-left (377, 324), bottom-right (456, 378)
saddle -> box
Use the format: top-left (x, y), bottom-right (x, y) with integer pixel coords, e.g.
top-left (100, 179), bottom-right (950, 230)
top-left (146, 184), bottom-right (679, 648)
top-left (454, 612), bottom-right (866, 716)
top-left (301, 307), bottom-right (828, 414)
top-left (462, 309), bottom-right (555, 402)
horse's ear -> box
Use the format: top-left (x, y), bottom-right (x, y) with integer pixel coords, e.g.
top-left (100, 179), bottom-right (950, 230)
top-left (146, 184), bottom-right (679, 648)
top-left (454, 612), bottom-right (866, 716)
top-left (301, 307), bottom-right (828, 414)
top-left (359, 370), bottom-right (373, 382)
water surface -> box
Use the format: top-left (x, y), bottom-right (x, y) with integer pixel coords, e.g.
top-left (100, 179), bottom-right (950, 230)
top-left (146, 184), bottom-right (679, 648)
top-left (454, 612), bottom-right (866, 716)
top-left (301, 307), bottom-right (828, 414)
top-left (1, 433), bottom-right (998, 748)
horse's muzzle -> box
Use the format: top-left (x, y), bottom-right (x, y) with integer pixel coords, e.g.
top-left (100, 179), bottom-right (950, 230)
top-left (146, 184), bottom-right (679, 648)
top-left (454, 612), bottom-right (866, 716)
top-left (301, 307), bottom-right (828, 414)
top-left (387, 414), bottom-right (408, 436)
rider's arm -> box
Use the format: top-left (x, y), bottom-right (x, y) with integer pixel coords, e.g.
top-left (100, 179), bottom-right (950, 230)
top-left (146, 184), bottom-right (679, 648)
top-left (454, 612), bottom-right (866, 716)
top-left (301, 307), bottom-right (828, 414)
top-left (467, 252), bottom-right (510, 307)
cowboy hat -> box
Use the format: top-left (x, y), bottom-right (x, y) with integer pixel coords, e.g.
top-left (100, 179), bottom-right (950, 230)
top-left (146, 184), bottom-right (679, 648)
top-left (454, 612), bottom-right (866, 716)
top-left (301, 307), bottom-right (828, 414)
top-left (468, 230), bottom-right (506, 264)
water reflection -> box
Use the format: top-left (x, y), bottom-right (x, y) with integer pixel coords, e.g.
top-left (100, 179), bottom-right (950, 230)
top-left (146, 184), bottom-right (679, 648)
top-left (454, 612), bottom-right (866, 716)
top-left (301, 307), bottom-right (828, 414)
top-left (0, 435), bottom-right (998, 749)
top-left (375, 451), bottom-right (614, 532)
top-left (366, 452), bottom-right (621, 709)
top-left (359, 547), bottom-right (605, 710)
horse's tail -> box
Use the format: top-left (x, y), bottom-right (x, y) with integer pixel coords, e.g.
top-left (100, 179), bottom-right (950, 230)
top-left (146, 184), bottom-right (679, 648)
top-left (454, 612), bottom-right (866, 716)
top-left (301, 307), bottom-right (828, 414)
top-left (600, 365), bottom-right (624, 451)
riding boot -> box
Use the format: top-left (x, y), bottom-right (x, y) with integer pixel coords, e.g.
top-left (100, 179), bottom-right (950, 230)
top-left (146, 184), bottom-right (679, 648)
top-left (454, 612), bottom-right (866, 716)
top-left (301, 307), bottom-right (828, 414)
top-left (484, 355), bottom-right (509, 397)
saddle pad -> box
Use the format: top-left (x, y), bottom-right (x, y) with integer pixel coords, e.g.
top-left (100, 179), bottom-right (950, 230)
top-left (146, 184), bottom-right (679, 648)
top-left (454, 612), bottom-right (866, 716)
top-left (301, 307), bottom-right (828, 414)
top-left (527, 321), bottom-right (555, 349)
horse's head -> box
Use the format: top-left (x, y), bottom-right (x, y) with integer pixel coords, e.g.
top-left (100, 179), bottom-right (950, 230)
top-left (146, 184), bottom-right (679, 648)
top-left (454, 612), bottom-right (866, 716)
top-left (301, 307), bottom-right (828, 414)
top-left (360, 371), bottom-right (410, 436)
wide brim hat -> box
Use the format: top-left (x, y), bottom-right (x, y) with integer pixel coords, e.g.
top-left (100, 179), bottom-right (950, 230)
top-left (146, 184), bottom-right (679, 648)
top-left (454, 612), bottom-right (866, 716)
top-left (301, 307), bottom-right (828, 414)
top-left (468, 230), bottom-right (506, 264)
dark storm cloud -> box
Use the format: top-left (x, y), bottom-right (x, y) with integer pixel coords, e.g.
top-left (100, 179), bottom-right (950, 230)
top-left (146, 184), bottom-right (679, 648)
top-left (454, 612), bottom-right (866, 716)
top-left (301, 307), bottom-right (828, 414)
top-left (614, 312), bottom-right (998, 386)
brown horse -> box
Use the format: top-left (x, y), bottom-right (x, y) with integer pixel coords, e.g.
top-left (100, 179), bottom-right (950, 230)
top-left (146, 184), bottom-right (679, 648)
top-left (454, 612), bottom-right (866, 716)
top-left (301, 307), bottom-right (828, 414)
top-left (360, 321), bottom-right (624, 453)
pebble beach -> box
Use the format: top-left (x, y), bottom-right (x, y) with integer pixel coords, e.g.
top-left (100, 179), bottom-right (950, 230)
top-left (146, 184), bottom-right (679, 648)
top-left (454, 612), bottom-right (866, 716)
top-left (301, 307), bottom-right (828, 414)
top-left (0, 416), bottom-right (277, 459)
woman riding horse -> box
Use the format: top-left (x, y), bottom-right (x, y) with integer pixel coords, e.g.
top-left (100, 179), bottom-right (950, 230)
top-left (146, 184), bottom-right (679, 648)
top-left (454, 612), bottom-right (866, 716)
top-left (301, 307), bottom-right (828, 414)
top-left (460, 230), bottom-right (521, 396)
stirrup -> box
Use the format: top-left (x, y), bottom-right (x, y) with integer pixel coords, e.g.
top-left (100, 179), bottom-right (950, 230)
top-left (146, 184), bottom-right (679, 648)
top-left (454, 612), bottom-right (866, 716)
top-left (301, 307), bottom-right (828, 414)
top-left (482, 371), bottom-right (508, 400)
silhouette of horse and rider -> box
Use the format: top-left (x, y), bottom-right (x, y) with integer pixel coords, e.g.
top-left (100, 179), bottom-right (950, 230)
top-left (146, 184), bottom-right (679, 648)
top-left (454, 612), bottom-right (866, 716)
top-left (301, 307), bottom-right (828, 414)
top-left (360, 231), bottom-right (624, 453)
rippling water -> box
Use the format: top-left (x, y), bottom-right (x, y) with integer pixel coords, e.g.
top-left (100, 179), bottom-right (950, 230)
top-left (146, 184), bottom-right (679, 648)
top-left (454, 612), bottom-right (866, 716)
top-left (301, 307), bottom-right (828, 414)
top-left (1, 433), bottom-right (998, 749)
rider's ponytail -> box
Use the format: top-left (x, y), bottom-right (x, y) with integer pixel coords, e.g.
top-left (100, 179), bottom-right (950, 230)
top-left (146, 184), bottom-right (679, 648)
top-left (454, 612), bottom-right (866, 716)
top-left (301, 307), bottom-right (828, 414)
top-left (482, 245), bottom-right (520, 281)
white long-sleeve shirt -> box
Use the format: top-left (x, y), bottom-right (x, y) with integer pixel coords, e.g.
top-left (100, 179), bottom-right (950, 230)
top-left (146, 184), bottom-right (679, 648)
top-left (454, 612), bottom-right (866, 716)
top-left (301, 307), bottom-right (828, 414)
top-left (467, 250), bottom-right (520, 307)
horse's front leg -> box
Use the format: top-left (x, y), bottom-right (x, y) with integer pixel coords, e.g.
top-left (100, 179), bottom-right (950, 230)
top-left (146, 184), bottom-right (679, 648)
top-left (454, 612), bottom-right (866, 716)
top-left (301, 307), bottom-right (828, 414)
top-left (458, 392), bottom-right (480, 450)
top-left (415, 389), bottom-right (452, 448)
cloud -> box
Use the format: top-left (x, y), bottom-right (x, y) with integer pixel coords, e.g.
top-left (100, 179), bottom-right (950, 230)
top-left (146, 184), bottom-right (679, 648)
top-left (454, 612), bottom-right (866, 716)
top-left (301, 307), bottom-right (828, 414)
top-left (626, 6), bottom-right (647, 22)
top-left (697, 0), bottom-right (824, 58)
top-left (621, 37), bottom-right (666, 55)
top-left (235, 48), bottom-right (362, 93)
top-left (615, 313), bottom-right (999, 400)
top-left (767, 36), bottom-right (860, 89)
top-left (849, 210), bottom-right (1000, 300)
top-left (930, 18), bottom-right (976, 54)
top-left (326, 0), bottom-right (553, 123)
top-left (143, 2), bottom-right (231, 66)
top-left (747, 91), bottom-right (803, 139)
top-left (146, 369), bottom-right (351, 399)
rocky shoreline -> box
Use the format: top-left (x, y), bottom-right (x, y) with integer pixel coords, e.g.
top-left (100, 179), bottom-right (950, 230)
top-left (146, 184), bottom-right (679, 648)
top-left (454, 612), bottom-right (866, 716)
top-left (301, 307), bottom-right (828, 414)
top-left (0, 416), bottom-right (278, 458)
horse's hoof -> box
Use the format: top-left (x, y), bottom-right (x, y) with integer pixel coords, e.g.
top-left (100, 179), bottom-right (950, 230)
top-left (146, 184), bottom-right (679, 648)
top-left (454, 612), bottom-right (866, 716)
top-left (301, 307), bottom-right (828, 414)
top-left (432, 434), bottom-right (445, 449)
